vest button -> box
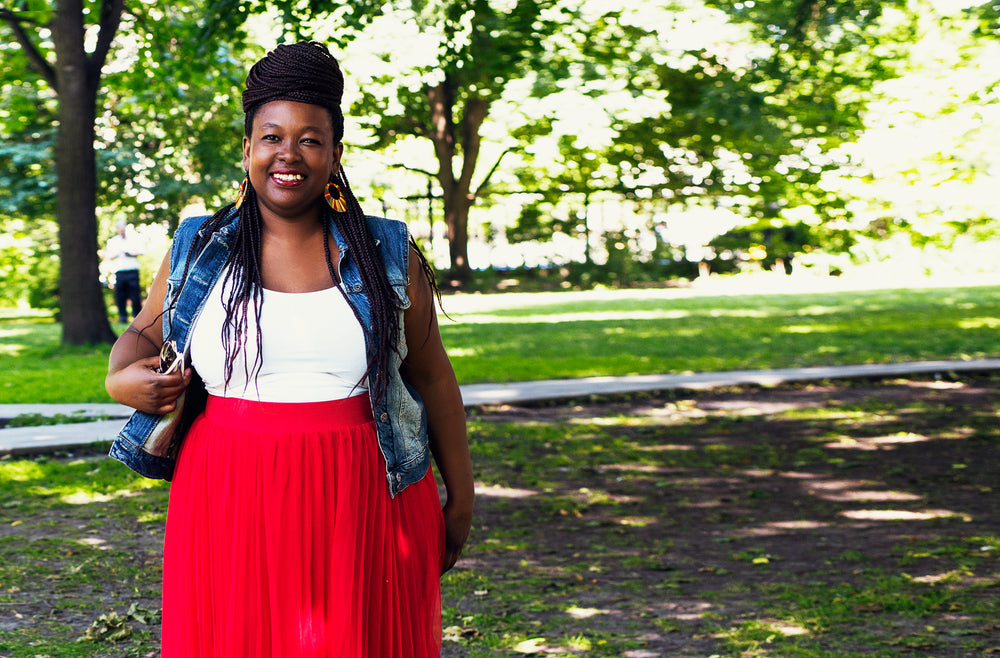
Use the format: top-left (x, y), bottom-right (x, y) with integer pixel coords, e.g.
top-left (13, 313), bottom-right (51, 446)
top-left (379, 412), bottom-right (389, 422)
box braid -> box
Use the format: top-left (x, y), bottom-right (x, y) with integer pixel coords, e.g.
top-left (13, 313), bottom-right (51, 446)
top-left (168, 186), bottom-right (266, 396)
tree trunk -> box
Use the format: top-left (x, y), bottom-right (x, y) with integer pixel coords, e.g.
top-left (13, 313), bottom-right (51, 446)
top-left (52, 0), bottom-right (116, 344)
top-left (442, 187), bottom-right (472, 281)
top-left (427, 79), bottom-right (488, 285)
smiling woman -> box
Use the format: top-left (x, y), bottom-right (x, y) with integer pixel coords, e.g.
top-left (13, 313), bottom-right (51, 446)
top-left (102, 41), bottom-right (473, 658)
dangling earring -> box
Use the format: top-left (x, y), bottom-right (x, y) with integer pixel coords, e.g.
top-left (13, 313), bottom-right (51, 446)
top-left (325, 179), bottom-right (348, 213)
top-left (234, 175), bottom-right (249, 210)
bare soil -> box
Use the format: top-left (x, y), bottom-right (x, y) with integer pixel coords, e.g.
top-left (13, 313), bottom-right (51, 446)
top-left (452, 375), bottom-right (1000, 656)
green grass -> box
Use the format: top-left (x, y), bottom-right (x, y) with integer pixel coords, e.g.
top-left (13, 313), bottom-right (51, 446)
top-left (3, 283), bottom-right (1000, 404)
top-left (439, 284), bottom-right (1000, 383)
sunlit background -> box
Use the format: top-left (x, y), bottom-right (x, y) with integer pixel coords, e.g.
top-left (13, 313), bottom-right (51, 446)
top-left (2, 0), bottom-right (998, 315)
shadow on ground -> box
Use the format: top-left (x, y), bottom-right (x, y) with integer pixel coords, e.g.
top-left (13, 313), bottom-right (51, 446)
top-left (448, 374), bottom-right (1000, 656)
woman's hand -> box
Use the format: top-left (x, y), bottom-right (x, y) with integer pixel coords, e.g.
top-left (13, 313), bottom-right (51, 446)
top-left (441, 497), bottom-right (474, 574)
top-left (106, 356), bottom-right (191, 415)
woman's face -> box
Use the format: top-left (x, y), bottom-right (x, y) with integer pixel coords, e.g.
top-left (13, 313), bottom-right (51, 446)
top-left (242, 100), bottom-right (343, 223)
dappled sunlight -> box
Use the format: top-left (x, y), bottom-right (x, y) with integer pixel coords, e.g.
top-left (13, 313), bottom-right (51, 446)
top-left (452, 309), bottom-right (691, 324)
top-left (59, 488), bottom-right (145, 505)
top-left (0, 326), bottom-right (31, 357)
top-left (565, 605), bottom-right (610, 619)
top-left (63, 491), bottom-right (116, 504)
top-left (76, 536), bottom-right (108, 550)
top-left (778, 471), bottom-right (823, 480)
top-left (958, 317), bottom-right (1000, 329)
top-left (782, 324), bottom-right (831, 334)
top-left (617, 516), bottom-right (658, 527)
top-left (446, 346), bottom-right (479, 357)
top-left (597, 462), bottom-right (673, 474)
top-left (767, 520), bottom-right (829, 530)
top-left (699, 400), bottom-right (805, 415)
top-left (633, 443), bottom-right (696, 452)
top-left (731, 520), bottom-right (831, 538)
top-left (684, 500), bottom-right (725, 509)
top-left (582, 416), bottom-right (655, 427)
top-left (817, 489), bottom-right (922, 503)
top-left (912, 571), bottom-right (958, 584)
top-left (0, 342), bottom-right (26, 357)
top-left (800, 478), bottom-right (923, 503)
top-left (905, 379), bottom-right (966, 390)
top-left (762, 620), bottom-right (811, 637)
top-left (825, 432), bottom-right (930, 450)
top-left (799, 305), bottom-right (844, 316)
top-left (475, 483), bottom-right (538, 498)
top-left (840, 509), bottom-right (971, 522)
top-left (0, 461), bottom-right (46, 482)
top-left (707, 309), bottom-right (772, 318)
top-left (712, 618), bottom-right (814, 643)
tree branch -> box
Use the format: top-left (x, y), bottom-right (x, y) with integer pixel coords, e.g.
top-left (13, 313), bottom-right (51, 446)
top-left (457, 96), bottom-right (489, 192)
top-left (88, 0), bottom-right (125, 85)
top-left (473, 146), bottom-right (517, 197)
top-left (1, 6), bottom-right (57, 90)
top-left (389, 163), bottom-right (438, 178)
top-left (427, 78), bottom-right (457, 189)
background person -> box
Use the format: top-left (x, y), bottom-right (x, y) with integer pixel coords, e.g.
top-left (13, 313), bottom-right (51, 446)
top-left (103, 220), bottom-right (144, 323)
top-left (105, 41), bottom-right (474, 657)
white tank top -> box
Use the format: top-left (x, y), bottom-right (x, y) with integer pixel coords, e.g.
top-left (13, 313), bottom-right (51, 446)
top-left (188, 273), bottom-right (369, 402)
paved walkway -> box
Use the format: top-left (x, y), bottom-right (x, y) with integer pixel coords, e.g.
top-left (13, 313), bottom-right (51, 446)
top-left (2, 359), bottom-right (998, 456)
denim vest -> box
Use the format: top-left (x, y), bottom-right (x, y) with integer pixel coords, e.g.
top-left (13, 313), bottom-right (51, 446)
top-left (108, 208), bottom-right (430, 497)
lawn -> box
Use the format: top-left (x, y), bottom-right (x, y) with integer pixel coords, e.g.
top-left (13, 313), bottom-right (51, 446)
top-left (3, 282), bottom-right (1000, 403)
top-left (2, 374), bottom-right (998, 656)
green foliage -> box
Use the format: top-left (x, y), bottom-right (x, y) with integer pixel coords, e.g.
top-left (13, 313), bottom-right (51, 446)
top-left (709, 220), bottom-right (820, 270)
top-left (0, 218), bottom-right (60, 311)
top-left (92, 5), bottom-right (250, 229)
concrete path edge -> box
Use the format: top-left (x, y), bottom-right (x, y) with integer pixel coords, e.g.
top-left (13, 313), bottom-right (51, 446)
top-left (2, 359), bottom-right (998, 456)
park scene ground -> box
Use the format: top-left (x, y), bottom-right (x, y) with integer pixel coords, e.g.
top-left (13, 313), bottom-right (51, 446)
top-left (1, 376), bottom-right (999, 656)
top-left (2, 281), bottom-right (1000, 656)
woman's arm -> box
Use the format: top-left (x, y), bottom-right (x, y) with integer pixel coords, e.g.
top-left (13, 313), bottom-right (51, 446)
top-left (106, 249), bottom-right (191, 414)
top-left (401, 246), bottom-right (474, 574)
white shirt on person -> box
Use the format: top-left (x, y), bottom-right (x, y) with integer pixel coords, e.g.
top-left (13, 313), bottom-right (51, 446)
top-left (105, 232), bottom-right (144, 272)
top-left (188, 270), bottom-right (369, 403)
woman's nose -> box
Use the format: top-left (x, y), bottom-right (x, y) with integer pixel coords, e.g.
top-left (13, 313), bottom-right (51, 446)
top-left (278, 140), bottom-right (301, 162)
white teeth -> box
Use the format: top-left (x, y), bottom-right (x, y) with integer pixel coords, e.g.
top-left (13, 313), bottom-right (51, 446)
top-left (273, 173), bottom-right (304, 182)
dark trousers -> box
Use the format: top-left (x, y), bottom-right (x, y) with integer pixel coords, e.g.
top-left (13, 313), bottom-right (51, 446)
top-left (114, 269), bottom-right (143, 322)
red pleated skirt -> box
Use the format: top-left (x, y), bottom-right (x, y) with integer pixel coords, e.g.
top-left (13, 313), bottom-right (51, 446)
top-left (161, 394), bottom-right (444, 658)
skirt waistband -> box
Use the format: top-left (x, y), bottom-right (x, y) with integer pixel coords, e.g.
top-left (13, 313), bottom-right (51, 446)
top-left (202, 394), bottom-right (373, 434)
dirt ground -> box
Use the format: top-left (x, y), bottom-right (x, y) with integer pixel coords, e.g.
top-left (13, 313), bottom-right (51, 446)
top-left (3, 375), bottom-right (999, 656)
top-left (450, 374), bottom-right (1000, 656)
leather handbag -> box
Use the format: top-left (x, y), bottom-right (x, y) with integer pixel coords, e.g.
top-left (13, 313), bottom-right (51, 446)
top-left (140, 340), bottom-right (206, 459)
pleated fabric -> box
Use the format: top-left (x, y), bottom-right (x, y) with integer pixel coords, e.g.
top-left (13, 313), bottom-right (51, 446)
top-left (161, 394), bottom-right (444, 658)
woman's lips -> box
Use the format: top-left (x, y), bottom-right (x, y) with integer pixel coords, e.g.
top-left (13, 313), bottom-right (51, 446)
top-left (271, 172), bottom-right (305, 187)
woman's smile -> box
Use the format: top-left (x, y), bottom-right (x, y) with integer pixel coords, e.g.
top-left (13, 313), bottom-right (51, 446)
top-left (271, 170), bottom-right (306, 186)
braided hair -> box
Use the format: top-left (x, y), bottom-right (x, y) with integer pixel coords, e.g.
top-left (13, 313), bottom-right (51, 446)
top-left (174, 41), bottom-right (434, 404)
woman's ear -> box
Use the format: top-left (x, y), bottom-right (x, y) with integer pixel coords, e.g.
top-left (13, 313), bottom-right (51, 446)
top-left (242, 136), bottom-right (251, 170)
top-left (331, 142), bottom-right (344, 175)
